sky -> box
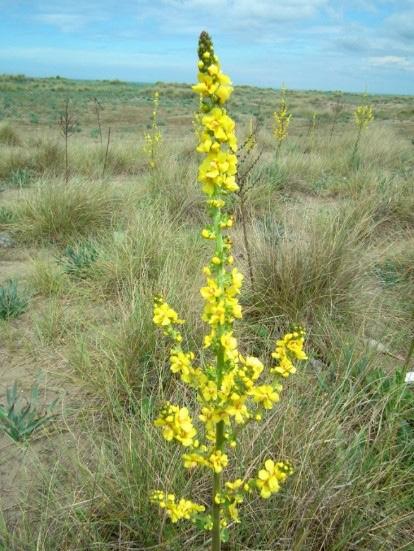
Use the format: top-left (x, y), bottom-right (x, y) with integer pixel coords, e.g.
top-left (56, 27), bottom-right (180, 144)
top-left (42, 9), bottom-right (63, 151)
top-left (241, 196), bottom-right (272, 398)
top-left (0, 1), bottom-right (413, 94)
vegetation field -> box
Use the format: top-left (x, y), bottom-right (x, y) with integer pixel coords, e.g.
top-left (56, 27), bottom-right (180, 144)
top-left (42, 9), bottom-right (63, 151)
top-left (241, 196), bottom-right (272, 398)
top-left (0, 71), bottom-right (413, 550)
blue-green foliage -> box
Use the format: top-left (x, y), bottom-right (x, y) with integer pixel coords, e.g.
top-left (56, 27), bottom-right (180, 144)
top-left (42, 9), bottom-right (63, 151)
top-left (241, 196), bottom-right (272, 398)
top-left (60, 241), bottom-right (98, 278)
top-left (0, 382), bottom-right (58, 442)
top-left (0, 279), bottom-right (28, 320)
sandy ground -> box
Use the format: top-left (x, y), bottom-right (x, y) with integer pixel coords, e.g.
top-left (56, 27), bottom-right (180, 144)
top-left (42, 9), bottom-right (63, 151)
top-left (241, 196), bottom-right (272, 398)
top-left (0, 246), bottom-right (84, 527)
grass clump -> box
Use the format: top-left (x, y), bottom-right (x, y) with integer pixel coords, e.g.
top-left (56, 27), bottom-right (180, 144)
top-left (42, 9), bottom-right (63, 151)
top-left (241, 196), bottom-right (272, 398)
top-left (251, 203), bottom-right (375, 325)
top-left (0, 122), bottom-right (21, 146)
top-left (29, 258), bottom-right (68, 296)
top-left (10, 179), bottom-right (123, 244)
top-left (0, 279), bottom-right (28, 320)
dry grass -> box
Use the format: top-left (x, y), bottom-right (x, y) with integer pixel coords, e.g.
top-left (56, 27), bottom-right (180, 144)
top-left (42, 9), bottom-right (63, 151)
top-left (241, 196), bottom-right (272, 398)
top-left (8, 178), bottom-right (127, 244)
top-left (0, 122), bottom-right (21, 146)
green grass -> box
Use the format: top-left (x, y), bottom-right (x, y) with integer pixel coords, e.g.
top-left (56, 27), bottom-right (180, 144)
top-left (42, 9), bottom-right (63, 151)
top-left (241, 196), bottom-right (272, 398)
top-left (0, 74), bottom-right (413, 550)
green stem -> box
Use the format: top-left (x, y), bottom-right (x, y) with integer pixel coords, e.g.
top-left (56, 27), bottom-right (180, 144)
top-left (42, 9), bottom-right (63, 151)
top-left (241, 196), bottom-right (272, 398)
top-left (403, 334), bottom-right (414, 371)
top-left (276, 140), bottom-right (282, 160)
top-left (212, 202), bottom-right (226, 550)
top-left (212, 420), bottom-right (224, 551)
top-left (351, 127), bottom-right (362, 163)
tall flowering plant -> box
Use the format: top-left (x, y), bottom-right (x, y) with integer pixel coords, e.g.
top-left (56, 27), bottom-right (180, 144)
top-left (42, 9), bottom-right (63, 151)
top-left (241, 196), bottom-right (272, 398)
top-left (150, 32), bottom-right (307, 550)
top-left (273, 87), bottom-right (291, 157)
top-left (352, 101), bottom-right (374, 162)
top-left (143, 90), bottom-right (162, 169)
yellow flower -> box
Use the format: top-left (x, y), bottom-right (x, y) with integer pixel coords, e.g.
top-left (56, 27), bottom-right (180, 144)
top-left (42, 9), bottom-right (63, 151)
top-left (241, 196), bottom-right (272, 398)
top-left (220, 332), bottom-right (239, 361)
top-left (256, 459), bottom-right (293, 499)
top-left (226, 268), bottom-right (243, 297)
top-left (203, 330), bottom-right (216, 348)
top-left (170, 350), bottom-right (195, 383)
top-left (271, 355), bottom-right (296, 378)
top-left (271, 329), bottom-right (307, 377)
top-left (355, 104), bottom-right (374, 129)
top-left (153, 300), bottom-right (183, 327)
top-left (201, 380), bottom-right (218, 402)
top-left (200, 278), bottom-right (222, 301)
top-left (219, 371), bottom-right (236, 398)
top-left (225, 392), bottom-right (249, 424)
top-left (220, 332), bottom-right (237, 352)
top-left (207, 198), bottom-right (225, 208)
top-left (228, 500), bottom-right (241, 522)
top-left (198, 151), bottom-right (238, 196)
top-left (209, 450), bottom-right (228, 473)
top-left (273, 88), bottom-right (291, 146)
top-left (201, 228), bottom-right (216, 240)
top-left (154, 404), bottom-right (197, 447)
top-left (199, 406), bottom-right (228, 425)
top-left (249, 385), bottom-right (280, 409)
top-left (225, 479), bottom-right (243, 492)
top-left (240, 355), bottom-right (264, 381)
top-left (202, 107), bottom-right (237, 151)
top-left (183, 452), bottom-right (209, 469)
top-left (151, 492), bottom-right (205, 523)
top-left (204, 300), bottom-right (226, 326)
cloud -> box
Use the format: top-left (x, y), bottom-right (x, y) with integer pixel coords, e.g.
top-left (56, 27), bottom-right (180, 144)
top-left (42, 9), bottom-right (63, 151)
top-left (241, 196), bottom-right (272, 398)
top-left (385, 10), bottom-right (414, 42)
top-left (2, 0), bottom-right (414, 93)
top-left (34, 13), bottom-right (95, 32)
top-left (0, 46), bottom-right (183, 70)
top-left (162, 0), bottom-right (328, 23)
top-left (368, 55), bottom-right (414, 71)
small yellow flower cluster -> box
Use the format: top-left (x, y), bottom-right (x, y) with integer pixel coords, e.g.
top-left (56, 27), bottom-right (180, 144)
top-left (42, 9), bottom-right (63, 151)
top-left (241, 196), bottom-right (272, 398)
top-left (151, 32), bottom-right (308, 543)
top-left (153, 297), bottom-right (183, 342)
top-left (271, 330), bottom-right (307, 377)
top-left (273, 88), bottom-right (291, 149)
top-left (214, 478), bottom-right (246, 523)
top-left (154, 403), bottom-right (197, 447)
top-left (143, 90), bottom-right (163, 169)
top-left (256, 459), bottom-right (293, 499)
top-left (150, 491), bottom-right (205, 523)
top-left (354, 104), bottom-right (374, 130)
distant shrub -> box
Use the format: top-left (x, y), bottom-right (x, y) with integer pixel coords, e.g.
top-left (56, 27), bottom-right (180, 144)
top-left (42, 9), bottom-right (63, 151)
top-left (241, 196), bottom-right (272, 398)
top-left (7, 74), bottom-right (28, 83)
top-left (0, 279), bottom-right (28, 320)
top-left (0, 122), bottom-right (21, 146)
